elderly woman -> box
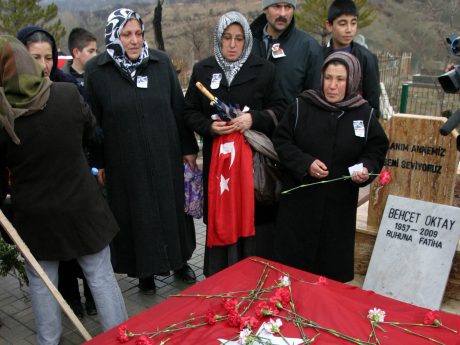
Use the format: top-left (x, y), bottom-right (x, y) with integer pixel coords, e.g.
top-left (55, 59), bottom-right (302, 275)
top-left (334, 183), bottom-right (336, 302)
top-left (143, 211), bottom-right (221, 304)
top-left (85, 8), bottom-right (199, 293)
top-left (0, 35), bottom-right (127, 345)
top-left (184, 11), bottom-right (285, 276)
top-left (273, 52), bottom-right (389, 282)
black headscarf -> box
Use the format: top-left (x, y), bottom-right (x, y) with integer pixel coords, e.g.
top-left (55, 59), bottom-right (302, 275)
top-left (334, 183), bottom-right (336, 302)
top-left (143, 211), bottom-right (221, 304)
top-left (16, 26), bottom-right (77, 85)
top-left (301, 51), bottom-right (367, 111)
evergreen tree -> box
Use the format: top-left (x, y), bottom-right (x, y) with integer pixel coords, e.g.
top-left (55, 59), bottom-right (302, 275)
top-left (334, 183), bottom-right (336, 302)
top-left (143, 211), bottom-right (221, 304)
top-left (0, 0), bottom-right (65, 43)
top-left (295, 0), bottom-right (376, 46)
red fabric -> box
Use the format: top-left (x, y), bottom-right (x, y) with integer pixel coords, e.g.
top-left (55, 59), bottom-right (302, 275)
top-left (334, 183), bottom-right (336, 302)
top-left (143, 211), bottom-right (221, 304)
top-left (84, 257), bottom-right (460, 345)
top-left (206, 131), bottom-right (254, 246)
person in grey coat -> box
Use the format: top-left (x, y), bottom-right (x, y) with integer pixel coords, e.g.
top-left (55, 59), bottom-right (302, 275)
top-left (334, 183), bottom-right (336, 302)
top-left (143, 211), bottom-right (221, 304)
top-left (250, 0), bottom-right (323, 104)
top-left (85, 8), bottom-right (199, 294)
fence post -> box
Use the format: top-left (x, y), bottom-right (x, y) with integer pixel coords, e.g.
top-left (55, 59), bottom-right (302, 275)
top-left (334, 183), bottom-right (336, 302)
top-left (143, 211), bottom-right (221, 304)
top-left (399, 83), bottom-right (409, 113)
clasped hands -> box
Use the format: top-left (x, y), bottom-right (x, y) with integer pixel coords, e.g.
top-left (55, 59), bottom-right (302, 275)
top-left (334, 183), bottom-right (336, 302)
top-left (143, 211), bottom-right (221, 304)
top-left (210, 112), bottom-right (252, 135)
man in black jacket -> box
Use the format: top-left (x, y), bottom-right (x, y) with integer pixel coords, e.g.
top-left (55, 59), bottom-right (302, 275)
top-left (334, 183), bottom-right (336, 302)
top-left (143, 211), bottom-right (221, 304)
top-left (250, 0), bottom-right (323, 104)
top-left (324, 0), bottom-right (381, 116)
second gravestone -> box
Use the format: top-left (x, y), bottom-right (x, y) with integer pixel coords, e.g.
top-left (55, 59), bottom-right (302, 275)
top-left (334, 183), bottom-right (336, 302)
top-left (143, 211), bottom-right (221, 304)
top-left (363, 195), bottom-right (460, 310)
top-left (367, 114), bottom-right (459, 230)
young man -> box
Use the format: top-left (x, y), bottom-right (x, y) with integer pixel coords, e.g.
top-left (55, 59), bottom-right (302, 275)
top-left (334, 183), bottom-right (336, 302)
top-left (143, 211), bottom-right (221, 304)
top-left (251, 0), bottom-right (323, 104)
top-left (325, 0), bottom-right (380, 116)
top-left (62, 28), bottom-right (97, 89)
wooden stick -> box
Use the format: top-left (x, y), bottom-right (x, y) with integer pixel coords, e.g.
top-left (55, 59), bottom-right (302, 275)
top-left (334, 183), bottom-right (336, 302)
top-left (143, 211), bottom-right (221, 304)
top-left (195, 81), bottom-right (216, 102)
top-left (0, 210), bottom-right (92, 341)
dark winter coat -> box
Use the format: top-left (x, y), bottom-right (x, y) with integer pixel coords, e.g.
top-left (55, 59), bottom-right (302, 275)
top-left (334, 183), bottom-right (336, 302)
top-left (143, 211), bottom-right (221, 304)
top-left (250, 15), bottom-right (323, 103)
top-left (0, 83), bottom-right (119, 261)
top-left (324, 41), bottom-right (380, 116)
top-left (85, 49), bottom-right (199, 277)
top-left (273, 97), bottom-right (389, 282)
top-left (183, 54), bottom-right (286, 225)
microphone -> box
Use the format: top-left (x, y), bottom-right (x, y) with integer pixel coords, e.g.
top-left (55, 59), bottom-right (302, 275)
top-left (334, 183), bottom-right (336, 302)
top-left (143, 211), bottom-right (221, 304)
top-left (440, 109), bottom-right (460, 136)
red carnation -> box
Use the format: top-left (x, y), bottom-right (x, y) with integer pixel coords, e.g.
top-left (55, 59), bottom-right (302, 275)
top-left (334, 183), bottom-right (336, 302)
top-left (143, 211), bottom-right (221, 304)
top-left (424, 310), bottom-right (441, 326)
top-left (317, 276), bottom-right (329, 286)
top-left (223, 298), bottom-right (239, 312)
top-left (276, 287), bottom-right (291, 304)
top-left (206, 311), bottom-right (217, 325)
top-left (255, 301), bottom-right (279, 318)
top-left (240, 316), bottom-right (259, 330)
top-left (227, 310), bottom-right (241, 328)
top-left (135, 335), bottom-right (152, 345)
top-left (378, 170), bottom-right (391, 186)
top-left (116, 325), bottom-right (130, 343)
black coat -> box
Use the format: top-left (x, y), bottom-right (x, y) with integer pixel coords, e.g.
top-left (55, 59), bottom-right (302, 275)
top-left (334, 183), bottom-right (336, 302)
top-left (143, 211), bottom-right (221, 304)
top-left (183, 54), bottom-right (286, 225)
top-left (250, 15), bottom-right (323, 104)
top-left (0, 83), bottom-right (119, 261)
top-left (85, 50), bottom-right (198, 277)
top-left (273, 97), bottom-right (389, 282)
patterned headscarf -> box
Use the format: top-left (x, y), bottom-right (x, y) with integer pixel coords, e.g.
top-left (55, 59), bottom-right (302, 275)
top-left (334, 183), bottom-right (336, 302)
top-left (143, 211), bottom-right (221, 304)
top-left (213, 11), bottom-right (253, 86)
top-left (0, 35), bottom-right (52, 144)
top-left (105, 8), bottom-right (149, 80)
top-left (301, 51), bottom-right (367, 111)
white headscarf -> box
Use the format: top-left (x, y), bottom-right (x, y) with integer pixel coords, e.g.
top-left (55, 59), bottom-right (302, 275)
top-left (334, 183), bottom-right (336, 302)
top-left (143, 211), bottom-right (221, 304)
top-left (105, 8), bottom-right (149, 80)
top-left (213, 11), bottom-right (253, 86)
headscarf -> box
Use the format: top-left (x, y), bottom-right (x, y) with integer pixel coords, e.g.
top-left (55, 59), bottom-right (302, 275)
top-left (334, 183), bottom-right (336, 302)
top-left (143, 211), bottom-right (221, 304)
top-left (16, 26), bottom-right (59, 80)
top-left (0, 35), bottom-right (52, 144)
top-left (213, 11), bottom-right (253, 86)
top-left (301, 51), bottom-right (367, 111)
top-left (105, 8), bottom-right (149, 80)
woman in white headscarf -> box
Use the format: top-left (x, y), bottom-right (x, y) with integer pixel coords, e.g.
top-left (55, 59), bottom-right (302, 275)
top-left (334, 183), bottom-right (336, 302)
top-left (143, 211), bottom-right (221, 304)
top-left (85, 8), bottom-right (199, 294)
top-left (184, 11), bottom-right (285, 277)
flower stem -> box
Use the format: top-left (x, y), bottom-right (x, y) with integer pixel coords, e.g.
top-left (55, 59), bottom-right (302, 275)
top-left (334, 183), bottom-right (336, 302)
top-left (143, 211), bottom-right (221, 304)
top-left (281, 176), bottom-right (352, 194)
top-left (389, 323), bottom-right (446, 345)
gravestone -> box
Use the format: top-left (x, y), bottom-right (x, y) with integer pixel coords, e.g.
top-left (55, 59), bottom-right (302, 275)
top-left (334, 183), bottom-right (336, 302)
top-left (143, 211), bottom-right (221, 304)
top-left (363, 195), bottom-right (460, 309)
top-left (367, 114), bottom-right (459, 230)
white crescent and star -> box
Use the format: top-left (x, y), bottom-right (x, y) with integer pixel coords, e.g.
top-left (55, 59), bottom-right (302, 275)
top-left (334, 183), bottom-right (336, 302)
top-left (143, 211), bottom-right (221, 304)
top-left (218, 141), bottom-right (236, 194)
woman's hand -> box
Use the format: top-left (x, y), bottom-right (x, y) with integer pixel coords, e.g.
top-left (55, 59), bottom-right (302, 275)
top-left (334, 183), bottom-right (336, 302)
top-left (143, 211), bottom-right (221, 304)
top-left (230, 112), bottom-right (252, 133)
top-left (211, 120), bottom-right (237, 136)
top-left (309, 159), bottom-right (329, 179)
top-left (183, 154), bottom-right (198, 171)
top-left (97, 168), bottom-right (106, 186)
top-left (351, 167), bottom-right (369, 184)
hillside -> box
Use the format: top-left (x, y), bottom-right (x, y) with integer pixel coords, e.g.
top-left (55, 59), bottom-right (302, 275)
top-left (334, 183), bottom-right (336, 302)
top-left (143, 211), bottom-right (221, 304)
top-left (55, 0), bottom-right (458, 78)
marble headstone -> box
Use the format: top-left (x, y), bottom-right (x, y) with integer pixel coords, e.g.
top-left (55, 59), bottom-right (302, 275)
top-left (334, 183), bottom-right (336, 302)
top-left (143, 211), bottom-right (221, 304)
top-left (363, 195), bottom-right (460, 309)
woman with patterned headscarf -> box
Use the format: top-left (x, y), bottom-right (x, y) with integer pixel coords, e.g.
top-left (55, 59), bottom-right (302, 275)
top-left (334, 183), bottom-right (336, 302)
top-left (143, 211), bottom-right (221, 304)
top-left (273, 51), bottom-right (389, 282)
top-left (184, 11), bottom-right (285, 277)
top-left (85, 8), bottom-right (199, 294)
top-left (0, 35), bottom-right (127, 345)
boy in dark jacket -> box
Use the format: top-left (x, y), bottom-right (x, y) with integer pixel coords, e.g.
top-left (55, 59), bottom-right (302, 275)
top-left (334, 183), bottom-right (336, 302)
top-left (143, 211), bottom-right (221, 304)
top-left (62, 28), bottom-right (98, 90)
top-left (324, 0), bottom-right (381, 116)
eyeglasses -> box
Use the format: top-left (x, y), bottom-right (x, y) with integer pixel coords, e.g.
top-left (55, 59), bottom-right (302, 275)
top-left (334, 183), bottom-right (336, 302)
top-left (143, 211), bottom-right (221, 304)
top-left (222, 34), bottom-right (244, 42)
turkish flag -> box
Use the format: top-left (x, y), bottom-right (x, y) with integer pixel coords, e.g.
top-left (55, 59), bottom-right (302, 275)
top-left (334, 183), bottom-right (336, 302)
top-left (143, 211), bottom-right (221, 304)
top-left (207, 131), bottom-right (255, 247)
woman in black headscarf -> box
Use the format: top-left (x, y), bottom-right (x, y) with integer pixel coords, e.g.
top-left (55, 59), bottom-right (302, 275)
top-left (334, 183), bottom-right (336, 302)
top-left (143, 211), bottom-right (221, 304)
top-left (273, 51), bottom-right (389, 282)
top-left (0, 35), bottom-right (127, 345)
top-left (85, 8), bottom-right (199, 293)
